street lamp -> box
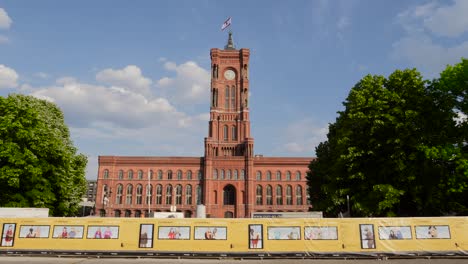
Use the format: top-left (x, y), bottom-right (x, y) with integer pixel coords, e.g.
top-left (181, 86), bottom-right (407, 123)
top-left (347, 195), bottom-right (351, 217)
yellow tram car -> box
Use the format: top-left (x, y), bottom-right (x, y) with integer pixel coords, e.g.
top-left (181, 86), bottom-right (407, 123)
top-left (1, 216), bottom-right (467, 258)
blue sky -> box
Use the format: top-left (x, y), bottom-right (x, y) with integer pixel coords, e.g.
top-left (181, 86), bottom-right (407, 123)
top-left (1, 0), bottom-right (467, 179)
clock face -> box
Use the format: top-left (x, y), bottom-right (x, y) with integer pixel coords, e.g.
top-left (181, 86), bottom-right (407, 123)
top-left (224, 69), bottom-right (236, 80)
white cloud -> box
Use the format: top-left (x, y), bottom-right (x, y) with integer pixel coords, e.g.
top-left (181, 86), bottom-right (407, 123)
top-left (156, 60), bottom-right (210, 104)
top-left (96, 65), bottom-right (152, 96)
top-left (0, 64), bottom-right (18, 89)
top-left (277, 119), bottom-right (328, 155)
top-left (393, 1), bottom-right (468, 75)
top-left (0, 8), bottom-right (12, 29)
top-left (34, 72), bottom-right (50, 79)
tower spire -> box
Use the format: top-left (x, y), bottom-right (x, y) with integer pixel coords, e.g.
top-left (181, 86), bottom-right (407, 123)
top-left (224, 31), bottom-right (236, 50)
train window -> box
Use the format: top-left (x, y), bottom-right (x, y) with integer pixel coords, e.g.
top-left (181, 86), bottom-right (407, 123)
top-left (158, 226), bottom-right (190, 240)
top-left (1, 223), bottom-right (16, 247)
top-left (194, 226), bottom-right (227, 240)
top-left (415, 225), bottom-right (451, 239)
top-left (304, 226), bottom-right (338, 240)
top-left (359, 224), bottom-right (376, 249)
top-left (139, 224), bottom-right (154, 248)
top-left (52, 225), bottom-right (84, 239)
top-left (19, 225), bottom-right (50, 238)
top-left (378, 226), bottom-right (412, 240)
top-left (249, 224), bottom-right (263, 249)
top-left (86, 226), bottom-right (119, 239)
top-left (267, 226), bottom-right (300, 240)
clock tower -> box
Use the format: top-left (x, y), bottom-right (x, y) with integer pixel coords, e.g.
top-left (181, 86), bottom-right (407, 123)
top-left (203, 32), bottom-right (255, 217)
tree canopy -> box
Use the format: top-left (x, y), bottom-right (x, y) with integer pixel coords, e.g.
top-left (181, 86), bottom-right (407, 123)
top-left (307, 59), bottom-right (468, 217)
top-left (0, 94), bottom-right (87, 216)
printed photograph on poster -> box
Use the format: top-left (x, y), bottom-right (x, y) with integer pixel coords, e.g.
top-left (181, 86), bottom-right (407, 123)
top-left (1, 223), bottom-right (16, 247)
top-left (194, 226), bottom-right (227, 240)
top-left (87, 226), bottom-right (119, 239)
top-left (139, 224), bottom-right (153, 248)
top-left (267, 226), bottom-right (301, 240)
top-left (415, 225), bottom-right (451, 239)
top-left (378, 226), bottom-right (412, 240)
top-left (304, 226), bottom-right (338, 240)
top-left (158, 226), bottom-right (190, 240)
top-left (19, 225), bottom-right (50, 238)
top-left (360, 224), bottom-right (376, 249)
top-left (249, 224), bottom-right (263, 249)
top-left (52, 225), bottom-right (84, 239)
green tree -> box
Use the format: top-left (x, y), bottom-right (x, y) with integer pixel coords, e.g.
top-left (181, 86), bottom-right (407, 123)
top-left (308, 62), bottom-right (468, 217)
top-left (0, 94), bottom-right (87, 216)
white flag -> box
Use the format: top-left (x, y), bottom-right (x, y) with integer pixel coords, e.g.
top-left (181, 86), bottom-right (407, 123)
top-left (221, 17), bottom-right (232, 31)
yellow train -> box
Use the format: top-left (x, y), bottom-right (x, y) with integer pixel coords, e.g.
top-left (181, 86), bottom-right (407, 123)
top-left (1, 216), bottom-right (467, 258)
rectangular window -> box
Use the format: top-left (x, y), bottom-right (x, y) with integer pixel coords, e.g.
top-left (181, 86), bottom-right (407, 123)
top-left (360, 224), bottom-right (376, 249)
top-left (415, 225), bottom-right (450, 239)
top-left (1, 223), bottom-right (16, 247)
top-left (52, 225), bottom-right (84, 239)
top-left (267, 226), bottom-right (300, 240)
top-left (87, 226), bottom-right (119, 239)
top-left (304, 226), bottom-right (338, 240)
top-left (19, 225), bottom-right (50, 238)
top-left (139, 224), bottom-right (154, 248)
top-left (158, 226), bottom-right (190, 240)
top-left (249, 224), bottom-right (263, 249)
top-left (194, 226), bottom-right (227, 240)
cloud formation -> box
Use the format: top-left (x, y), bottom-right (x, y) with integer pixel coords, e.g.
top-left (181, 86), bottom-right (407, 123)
top-left (278, 119), bottom-right (328, 155)
top-left (0, 64), bottom-right (18, 89)
top-left (96, 65), bottom-right (152, 96)
top-left (0, 8), bottom-right (12, 29)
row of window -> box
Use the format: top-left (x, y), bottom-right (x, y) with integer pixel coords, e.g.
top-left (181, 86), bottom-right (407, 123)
top-left (255, 185), bottom-right (304, 206)
top-left (103, 169), bottom-right (305, 182)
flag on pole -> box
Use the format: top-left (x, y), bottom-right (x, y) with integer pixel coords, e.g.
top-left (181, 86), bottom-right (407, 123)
top-left (221, 17), bottom-right (232, 31)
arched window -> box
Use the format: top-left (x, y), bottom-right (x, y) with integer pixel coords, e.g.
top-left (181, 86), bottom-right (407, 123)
top-left (138, 170), bottom-right (143, 180)
top-left (177, 170), bottom-right (183, 180)
top-left (128, 170), bottom-right (133, 179)
top-left (157, 170), bottom-right (163, 180)
top-left (165, 185), bottom-right (173, 205)
top-left (175, 185), bottom-right (182, 205)
top-left (225, 86), bottom-right (230, 110)
top-left (102, 184), bottom-right (109, 205)
top-left (116, 184), bottom-right (123, 204)
top-left (276, 185), bottom-right (283, 205)
top-left (286, 171), bottom-right (291, 181)
top-left (276, 171), bottom-right (281, 181)
top-left (126, 184), bottom-right (133, 205)
top-left (185, 185), bottom-right (192, 205)
top-left (198, 171), bottom-right (202, 180)
top-left (266, 171), bottom-right (272, 181)
top-left (214, 190), bottom-right (218, 204)
top-left (223, 185), bottom-right (236, 205)
top-left (146, 184), bottom-right (153, 205)
top-left (196, 185), bottom-right (202, 205)
top-left (232, 126), bottom-right (237, 140)
top-left (226, 170), bottom-right (231, 180)
top-left (167, 170), bottom-right (173, 180)
top-left (125, 210), bottom-right (131, 217)
top-left (286, 185), bottom-right (292, 205)
top-left (149, 170), bottom-right (153, 180)
top-left (231, 86), bottom-right (236, 109)
top-left (233, 170), bottom-right (238, 180)
top-left (103, 169), bottom-right (109, 179)
top-left (135, 210), bottom-right (141, 218)
top-left (256, 185), bottom-right (263, 205)
top-left (136, 184), bottom-right (143, 205)
top-left (223, 125), bottom-right (228, 141)
top-left (220, 169), bottom-right (225, 180)
top-left (213, 169), bottom-right (218, 179)
top-left (296, 171), bottom-right (301, 180)
top-left (240, 169), bottom-right (245, 180)
top-left (296, 185), bottom-right (303, 205)
top-left (256, 171), bottom-right (262, 181)
top-left (114, 210), bottom-right (121, 217)
top-left (118, 170), bottom-right (123, 180)
top-left (266, 185), bottom-right (273, 205)
top-left (156, 184), bottom-right (162, 204)
top-left (187, 170), bottom-right (192, 180)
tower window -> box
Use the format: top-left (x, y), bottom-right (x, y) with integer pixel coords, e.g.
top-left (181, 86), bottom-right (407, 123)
top-left (231, 86), bottom-right (236, 109)
top-left (223, 125), bottom-right (228, 141)
top-left (225, 86), bottom-right (230, 110)
top-left (232, 126), bottom-right (237, 140)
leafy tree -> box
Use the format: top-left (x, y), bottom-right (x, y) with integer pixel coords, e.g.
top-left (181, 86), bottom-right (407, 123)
top-left (308, 62), bottom-right (468, 217)
top-left (0, 94), bottom-right (87, 216)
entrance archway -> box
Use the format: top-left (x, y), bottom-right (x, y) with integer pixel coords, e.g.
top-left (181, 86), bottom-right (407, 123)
top-left (223, 185), bottom-right (236, 205)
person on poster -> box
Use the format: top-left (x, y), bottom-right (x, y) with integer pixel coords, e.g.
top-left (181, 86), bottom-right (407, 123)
top-left (364, 227), bottom-right (375, 248)
top-left (26, 228), bottom-right (36, 238)
top-left (69, 228), bottom-right (76, 238)
top-left (204, 228), bottom-right (213, 239)
top-left (104, 227), bottom-right (112, 239)
top-left (94, 228), bottom-right (102, 239)
top-left (250, 228), bottom-right (260, 248)
top-left (428, 226), bottom-right (438, 238)
top-left (388, 229), bottom-right (398, 239)
top-left (4, 225), bottom-right (14, 246)
top-left (168, 228), bottom-right (176, 239)
top-left (140, 228), bottom-right (148, 247)
top-left (61, 227), bottom-right (68, 238)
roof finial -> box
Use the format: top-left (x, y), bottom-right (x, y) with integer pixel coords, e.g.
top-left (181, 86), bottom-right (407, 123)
top-left (224, 31), bottom-right (236, 50)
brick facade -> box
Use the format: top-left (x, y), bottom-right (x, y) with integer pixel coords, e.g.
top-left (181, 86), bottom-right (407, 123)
top-left (96, 34), bottom-right (314, 218)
